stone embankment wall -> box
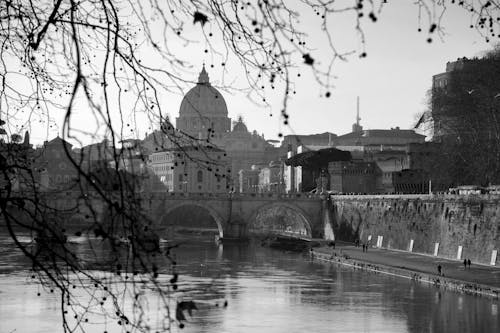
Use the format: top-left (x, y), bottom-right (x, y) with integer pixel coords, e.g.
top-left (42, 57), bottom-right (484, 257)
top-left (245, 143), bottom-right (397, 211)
top-left (330, 194), bottom-right (500, 265)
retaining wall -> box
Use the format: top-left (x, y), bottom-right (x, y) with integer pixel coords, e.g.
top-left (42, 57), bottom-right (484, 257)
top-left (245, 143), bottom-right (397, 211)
top-left (330, 194), bottom-right (500, 265)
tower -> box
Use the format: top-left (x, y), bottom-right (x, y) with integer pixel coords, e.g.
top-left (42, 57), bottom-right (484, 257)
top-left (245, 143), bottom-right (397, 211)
top-left (352, 96), bottom-right (363, 133)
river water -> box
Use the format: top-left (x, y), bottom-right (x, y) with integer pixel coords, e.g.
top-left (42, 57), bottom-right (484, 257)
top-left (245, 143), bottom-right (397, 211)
top-left (0, 234), bottom-right (499, 333)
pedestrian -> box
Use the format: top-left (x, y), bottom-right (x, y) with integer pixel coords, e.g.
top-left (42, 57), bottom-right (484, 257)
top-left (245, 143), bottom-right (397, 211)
top-left (365, 243), bottom-right (368, 252)
top-left (463, 259), bottom-right (467, 270)
top-left (467, 258), bottom-right (471, 268)
top-left (437, 264), bottom-right (442, 276)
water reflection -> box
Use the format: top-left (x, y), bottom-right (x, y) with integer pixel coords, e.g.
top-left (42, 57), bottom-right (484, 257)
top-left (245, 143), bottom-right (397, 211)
top-left (0, 235), bottom-right (498, 333)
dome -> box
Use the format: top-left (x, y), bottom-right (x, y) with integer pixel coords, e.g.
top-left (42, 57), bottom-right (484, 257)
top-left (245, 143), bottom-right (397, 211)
top-left (179, 66), bottom-right (228, 117)
top-left (232, 116), bottom-right (248, 133)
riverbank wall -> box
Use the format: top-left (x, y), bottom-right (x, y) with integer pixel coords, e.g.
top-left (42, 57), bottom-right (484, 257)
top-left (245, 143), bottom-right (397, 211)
top-left (329, 194), bottom-right (500, 265)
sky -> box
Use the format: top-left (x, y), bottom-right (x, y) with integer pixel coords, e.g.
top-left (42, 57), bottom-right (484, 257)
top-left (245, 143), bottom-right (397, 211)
top-left (22, 1), bottom-right (493, 146)
top-left (231, 1), bottom-right (490, 141)
top-left (158, 1), bottom-right (492, 142)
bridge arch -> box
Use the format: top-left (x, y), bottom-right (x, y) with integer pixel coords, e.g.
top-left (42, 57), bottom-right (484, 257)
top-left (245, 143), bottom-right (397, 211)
top-left (247, 202), bottom-right (313, 238)
top-left (159, 202), bottom-right (225, 237)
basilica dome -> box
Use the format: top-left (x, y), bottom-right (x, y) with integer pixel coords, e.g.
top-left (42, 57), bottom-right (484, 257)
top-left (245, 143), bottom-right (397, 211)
top-left (232, 116), bottom-right (248, 133)
top-left (179, 66), bottom-right (228, 117)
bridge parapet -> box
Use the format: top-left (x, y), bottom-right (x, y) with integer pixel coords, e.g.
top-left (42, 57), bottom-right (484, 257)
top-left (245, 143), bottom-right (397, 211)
top-left (147, 191), bottom-right (324, 201)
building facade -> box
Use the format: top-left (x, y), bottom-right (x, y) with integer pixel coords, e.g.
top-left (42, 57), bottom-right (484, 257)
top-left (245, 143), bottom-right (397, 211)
top-left (258, 161), bottom-right (283, 193)
top-left (149, 146), bottom-right (230, 193)
top-left (33, 136), bottom-right (79, 190)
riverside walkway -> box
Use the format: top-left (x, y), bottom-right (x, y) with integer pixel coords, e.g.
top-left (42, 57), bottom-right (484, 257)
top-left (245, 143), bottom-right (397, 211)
top-left (313, 242), bottom-right (500, 296)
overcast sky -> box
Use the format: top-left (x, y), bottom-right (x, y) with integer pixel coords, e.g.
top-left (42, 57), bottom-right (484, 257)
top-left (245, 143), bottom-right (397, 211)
top-left (26, 1), bottom-right (492, 146)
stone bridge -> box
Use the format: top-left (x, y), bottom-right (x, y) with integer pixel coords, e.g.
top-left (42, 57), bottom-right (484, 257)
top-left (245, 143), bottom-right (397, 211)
top-left (144, 192), bottom-right (331, 239)
top-left (28, 191), bottom-right (332, 240)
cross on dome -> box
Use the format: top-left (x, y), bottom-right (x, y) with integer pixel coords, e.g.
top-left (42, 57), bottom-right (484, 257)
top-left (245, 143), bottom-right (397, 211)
top-left (198, 64), bottom-right (210, 84)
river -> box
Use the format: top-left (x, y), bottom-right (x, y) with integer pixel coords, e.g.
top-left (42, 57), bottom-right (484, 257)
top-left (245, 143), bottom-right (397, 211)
top-left (0, 234), bottom-right (498, 333)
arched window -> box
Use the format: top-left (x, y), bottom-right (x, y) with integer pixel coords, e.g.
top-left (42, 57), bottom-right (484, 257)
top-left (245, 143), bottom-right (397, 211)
top-left (197, 170), bottom-right (203, 183)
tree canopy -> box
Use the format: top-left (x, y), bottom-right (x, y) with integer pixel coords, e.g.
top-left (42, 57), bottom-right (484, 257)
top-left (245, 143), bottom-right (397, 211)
top-left (431, 47), bottom-right (500, 185)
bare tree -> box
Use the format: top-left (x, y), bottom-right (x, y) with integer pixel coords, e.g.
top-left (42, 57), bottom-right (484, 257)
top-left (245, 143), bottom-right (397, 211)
top-left (2, 1), bottom-right (500, 332)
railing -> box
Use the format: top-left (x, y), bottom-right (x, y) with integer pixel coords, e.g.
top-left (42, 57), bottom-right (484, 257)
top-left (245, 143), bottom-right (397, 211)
top-left (27, 189), bottom-right (325, 201)
top-left (330, 193), bottom-right (500, 201)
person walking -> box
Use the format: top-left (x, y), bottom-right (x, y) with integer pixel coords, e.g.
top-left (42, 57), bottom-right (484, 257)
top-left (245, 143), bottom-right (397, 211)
top-left (467, 258), bottom-right (471, 268)
top-left (437, 264), bottom-right (442, 276)
top-left (463, 259), bottom-right (467, 270)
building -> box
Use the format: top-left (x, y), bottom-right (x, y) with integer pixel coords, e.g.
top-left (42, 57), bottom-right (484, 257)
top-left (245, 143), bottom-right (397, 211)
top-left (329, 161), bottom-right (378, 194)
top-left (171, 146), bottom-right (229, 193)
top-left (333, 127), bottom-right (425, 153)
top-left (148, 149), bottom-right (175, 191)
top-left (280, 132), bottom-right (336, 156)
top-left (392, 169), bottom-right (430, 194)
top-left (328, 125), bottom-right (426, 193)
top-left (285, 147), bottom-right (351, 193)
top-left (76, 139), bottom-right (113, 172)
top-left (117, 139), bottom-right (149, 175)
top-left (238, 167), bottom-right (261, 193)
top-left (258, 161), bottom-right (283, 193)
top-left (33, 136), bottom-right (79, 190)
top-left (149, 146), bottom-right (229, 193)
top-left (224, 116), bottom-right (279, 184)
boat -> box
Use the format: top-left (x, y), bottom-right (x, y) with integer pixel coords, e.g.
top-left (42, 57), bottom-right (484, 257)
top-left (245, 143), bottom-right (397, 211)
top-left (264, 234), bottom-right (316, 252)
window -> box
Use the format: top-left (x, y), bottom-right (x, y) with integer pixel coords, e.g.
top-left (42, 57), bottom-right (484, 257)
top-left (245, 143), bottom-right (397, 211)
top-left (179, 174), bottom-right (183, 182)
top-left (197, 170), bottom-right (203, 183)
